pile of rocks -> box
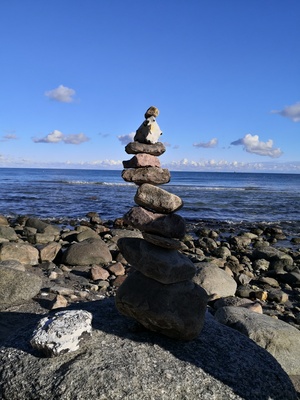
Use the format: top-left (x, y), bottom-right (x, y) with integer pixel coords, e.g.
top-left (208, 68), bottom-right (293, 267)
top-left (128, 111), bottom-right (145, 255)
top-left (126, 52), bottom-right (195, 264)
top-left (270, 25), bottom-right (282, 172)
top-left (115, 107), bottom-right (208, 340)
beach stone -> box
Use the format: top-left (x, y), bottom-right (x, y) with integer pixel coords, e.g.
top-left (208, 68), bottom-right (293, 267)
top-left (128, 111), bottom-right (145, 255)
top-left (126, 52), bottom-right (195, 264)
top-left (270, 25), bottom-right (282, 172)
top-left (107, 262), bottom-right (125, 276)
top-left (0, 215), bottom-right (9, 226)
top-left (142, 232), bottom-right (183, 250)
top-left (62, 238), bottom-right (112, 266)
top-left (253, 258), bottom-right (270, 271)
top-left (30, 310), bottom-right (93, 357)
top-left (0, 299), bottom-right (297, 400)
top-left (0, 242), bottom-right (39, 265)
top-left (35, 231), bottom-right (56, 244)
top-left (124, 206), bottom-right (186, 239)
top-left (0, 259), bottom-right (25, 271)
top-left (252, 246), bottom-right (294, 267)
top-left (116, 270), bottom-right (207, 340)
top-left (0, 266), bottom-right (42, 310)
top-left (0, 225), bottom-right (18, 241)
top-left (122, 167), bottom-right (170, 185)
top-left (38, 242), bottom-right (61, 262)
top-left (193, 263), bottom-right (237, 298)
top-left (144, 105), bottom-right (159, 118)
top-left (125, 141), bottom-right (166, 156)
top-left (117, 237), bottom-right (196, 284)
top-left (90, 265), bottom-right (110, 281)
top-left (230, 235), bottom-right (252, 248)
top-left (77, 228), bottom-right (100, 242)
top-left (134, 116), bottom-right (162, 144)
top-left (25, 217), bottom-right (60, 236)
top-left (214, 305), bottom-right (300, 375)
top-left (277, 271), bottom-right (300, 287)
top-left (134, 183), bottom-right (183, 213)
top-left (50, 294), bottom-right (68, 310)
top-left (212, 245), bottom-right (231, 259)
top-left (123, 153), bottom-right (161, 169)
top-left (268, 288), bottom-right (289, 303)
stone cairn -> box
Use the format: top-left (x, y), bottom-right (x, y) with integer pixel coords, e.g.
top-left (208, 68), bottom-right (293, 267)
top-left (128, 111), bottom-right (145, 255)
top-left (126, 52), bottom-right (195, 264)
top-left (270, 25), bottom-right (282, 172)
top-left (115, 106), bottom-right (208, 340)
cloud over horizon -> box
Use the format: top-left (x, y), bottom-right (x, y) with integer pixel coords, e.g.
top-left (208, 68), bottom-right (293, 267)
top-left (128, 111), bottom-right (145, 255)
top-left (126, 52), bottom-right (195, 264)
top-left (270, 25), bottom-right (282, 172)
top-left (33, 130), bottom-right (90, 144)
top-left (272, 101), bottom-right (300, 122)
top-left (231, 134), bottom-right (283, 158)
top-left (117, 132), bottom-right (135, 145)
top-left (45, 85), bottom-right (76, 103)
top-left (193, 138), bottom-right (218, 148)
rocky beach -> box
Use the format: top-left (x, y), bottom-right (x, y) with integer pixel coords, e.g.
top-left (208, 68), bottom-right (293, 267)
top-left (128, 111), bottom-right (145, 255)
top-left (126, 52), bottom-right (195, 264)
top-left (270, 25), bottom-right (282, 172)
top-left (0, 212), bottom-right (300, 399)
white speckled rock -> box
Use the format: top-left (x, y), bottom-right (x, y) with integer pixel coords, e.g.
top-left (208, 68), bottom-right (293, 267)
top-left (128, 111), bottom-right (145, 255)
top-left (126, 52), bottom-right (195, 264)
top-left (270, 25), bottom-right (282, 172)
top-left (30, 310), bottom-right (93, 357)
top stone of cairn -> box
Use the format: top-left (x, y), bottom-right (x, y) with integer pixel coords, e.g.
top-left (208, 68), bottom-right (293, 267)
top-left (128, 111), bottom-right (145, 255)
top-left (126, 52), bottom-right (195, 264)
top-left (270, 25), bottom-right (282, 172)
top-left (134, 106), bottom-right (162, 144)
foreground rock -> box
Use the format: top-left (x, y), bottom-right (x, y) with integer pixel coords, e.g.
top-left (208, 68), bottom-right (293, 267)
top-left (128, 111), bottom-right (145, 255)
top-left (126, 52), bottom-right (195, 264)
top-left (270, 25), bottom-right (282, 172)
top-left (215, 305), bottom-right (300, 375)
top-left (0, 266), bottom-right (42, 311)
top-left (0, 299), bottom-right (296, 400)
top-left (30, 310), bottom-right (93, 357)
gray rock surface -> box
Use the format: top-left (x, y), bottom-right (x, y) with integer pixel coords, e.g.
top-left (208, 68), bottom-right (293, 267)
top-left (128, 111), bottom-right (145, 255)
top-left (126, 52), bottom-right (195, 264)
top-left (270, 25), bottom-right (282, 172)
top-left (123, 153), bottom-right (161, 168)
top-left (0, 266), bottom-right (42, 310)
top-left (214, 306), bottom-right (300, 375)
top-left (125, 141), bottom-right (166, 156)
top-left (0, 299), bottom-right (296, 399)
top-left (124, 206), bottom-right (186, 239)
top-left (115, 270), bottom-right (207, 340)
top-left (122, 167), bottom-right (171, 185)
top-left (62, 237), bottom-right (112, 266)
top-left (117, 237), bottom-right (196, 284)
top-left (0, 225), bottom-right (19, 241)
top-left (134, 183), bottom-right (183, 213)
top-left (30, 310), bottom-right (93, 357)
top-left (0, 242), bottom-right (39, 264)
top-left (193, 263), bottom-right (237, 298)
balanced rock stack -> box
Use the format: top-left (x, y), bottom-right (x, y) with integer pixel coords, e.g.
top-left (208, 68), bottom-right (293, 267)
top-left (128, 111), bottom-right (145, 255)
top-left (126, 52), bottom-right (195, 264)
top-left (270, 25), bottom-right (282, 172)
top-left (115, 106), bottom-right (208, 340)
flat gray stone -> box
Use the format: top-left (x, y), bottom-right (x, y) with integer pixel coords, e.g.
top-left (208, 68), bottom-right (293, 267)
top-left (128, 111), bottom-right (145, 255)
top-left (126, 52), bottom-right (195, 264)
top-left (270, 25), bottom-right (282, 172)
top-left (125, 141), bottom-right (166, 156)
top-left (134, 183), bottom-right (183, 213)
top-left (122, 167), bottom-right (170, 185)
top-left (118, 237), bottom-right (196, 284)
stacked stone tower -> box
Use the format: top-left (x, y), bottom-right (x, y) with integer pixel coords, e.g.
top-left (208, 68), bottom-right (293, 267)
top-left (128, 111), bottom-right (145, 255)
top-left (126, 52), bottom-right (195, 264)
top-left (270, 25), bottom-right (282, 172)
top-left (115, 107), bottom-right (207, 340)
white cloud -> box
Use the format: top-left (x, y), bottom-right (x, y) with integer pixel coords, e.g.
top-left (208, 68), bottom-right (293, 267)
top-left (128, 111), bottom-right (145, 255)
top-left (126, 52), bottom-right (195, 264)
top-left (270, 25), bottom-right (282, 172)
top-left (33, 130), bottom-right (90, 144)
top-left (272, 101), bottom-right (300, 122)
top-left (45, 85), bottom-right (76, 103)
top-left (193, 138), bottom-right (218, 148)
top-left (117, 132), bottom-right (135, 145)
top-left (0, 133), bottom-right (18, 142)
top-left (231, 134), bottom-right (283, 158)
top-left (63, 133), bottom-right (90, 144)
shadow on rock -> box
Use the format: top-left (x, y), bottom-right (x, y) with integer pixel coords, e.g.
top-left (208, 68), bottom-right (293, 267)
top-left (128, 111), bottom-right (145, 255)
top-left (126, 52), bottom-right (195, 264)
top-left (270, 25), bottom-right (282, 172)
top-left (0, 298), bottom-right (297, 400)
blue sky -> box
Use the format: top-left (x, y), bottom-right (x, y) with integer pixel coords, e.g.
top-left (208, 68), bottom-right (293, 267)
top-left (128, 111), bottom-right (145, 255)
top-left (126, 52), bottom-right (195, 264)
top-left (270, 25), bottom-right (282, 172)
top-left (1, 0), bottom-right (300, 172)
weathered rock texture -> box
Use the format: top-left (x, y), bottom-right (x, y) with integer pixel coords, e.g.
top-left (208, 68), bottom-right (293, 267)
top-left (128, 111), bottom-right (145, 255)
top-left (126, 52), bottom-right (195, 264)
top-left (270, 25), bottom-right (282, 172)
top-left (0, 266), bottom-right (42, 310)
top-left (215, 305), bottom-right (300, 375)
top-left (0, 299), bottom-right (297, 400)
top-left (30, 310), bottom-right (93, 357)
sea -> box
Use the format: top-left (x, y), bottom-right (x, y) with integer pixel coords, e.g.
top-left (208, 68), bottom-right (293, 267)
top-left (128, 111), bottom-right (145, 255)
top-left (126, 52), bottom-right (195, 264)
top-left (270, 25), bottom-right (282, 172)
top-left (0, 168), bottom-right (300, 236)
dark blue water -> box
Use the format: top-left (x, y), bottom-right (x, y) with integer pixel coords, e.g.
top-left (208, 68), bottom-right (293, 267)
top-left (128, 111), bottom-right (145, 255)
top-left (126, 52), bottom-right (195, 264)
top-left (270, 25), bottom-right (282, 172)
top-left (0, 168), bottom-right (300, 229)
